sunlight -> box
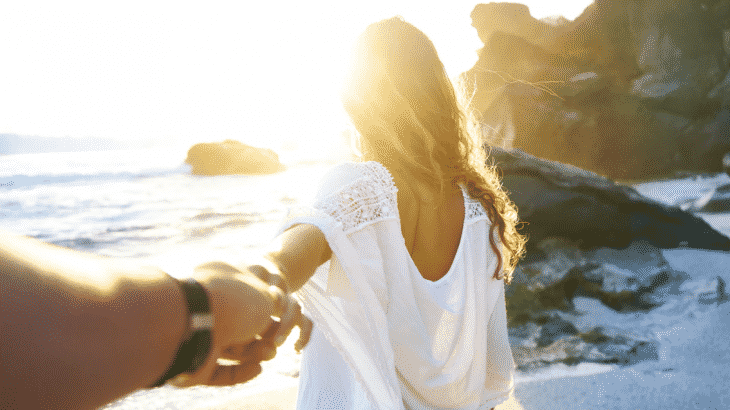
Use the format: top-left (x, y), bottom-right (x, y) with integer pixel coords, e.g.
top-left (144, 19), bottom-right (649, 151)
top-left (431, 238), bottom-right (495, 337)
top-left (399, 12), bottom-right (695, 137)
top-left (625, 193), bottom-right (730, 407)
top-left (0, 1), bottom-right (594, 159)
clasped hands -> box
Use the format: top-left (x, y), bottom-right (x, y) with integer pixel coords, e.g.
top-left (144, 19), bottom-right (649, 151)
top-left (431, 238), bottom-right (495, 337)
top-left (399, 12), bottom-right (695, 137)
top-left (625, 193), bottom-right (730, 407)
top-left (173, 261), bottom-right (312, 387)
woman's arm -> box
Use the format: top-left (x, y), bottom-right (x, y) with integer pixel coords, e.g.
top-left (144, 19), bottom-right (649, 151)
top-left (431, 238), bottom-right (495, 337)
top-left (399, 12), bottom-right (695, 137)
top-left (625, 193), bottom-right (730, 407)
top-left (0, 232), bottom-right (299, 410)
top-left (262, 224), bottom-right (332, 293)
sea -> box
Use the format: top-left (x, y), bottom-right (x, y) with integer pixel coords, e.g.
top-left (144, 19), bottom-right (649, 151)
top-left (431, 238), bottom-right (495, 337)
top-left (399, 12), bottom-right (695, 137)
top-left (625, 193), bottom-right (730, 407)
top-left (2, 147), bottom-right (729, 409)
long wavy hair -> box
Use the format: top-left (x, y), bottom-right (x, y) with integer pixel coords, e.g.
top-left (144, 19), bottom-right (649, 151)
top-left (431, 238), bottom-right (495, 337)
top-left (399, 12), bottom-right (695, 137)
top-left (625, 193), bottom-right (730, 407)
top-left (341, 17), bottom-right (525, 282)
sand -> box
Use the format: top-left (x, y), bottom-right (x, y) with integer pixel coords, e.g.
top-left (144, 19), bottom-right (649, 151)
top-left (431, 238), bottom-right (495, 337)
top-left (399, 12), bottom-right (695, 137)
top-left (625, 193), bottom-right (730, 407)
top-left (512, 365), bottom-right (728, 409)
top-left (224, 362), bottom-right (727, 409)
top-left (221, 298), bottom-right (730, 409)
top-left (215, 386), bottom-right (299, 410)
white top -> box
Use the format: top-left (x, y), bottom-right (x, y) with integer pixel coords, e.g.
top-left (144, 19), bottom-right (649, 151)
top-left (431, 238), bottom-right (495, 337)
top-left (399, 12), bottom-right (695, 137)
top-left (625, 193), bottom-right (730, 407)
top-left (278, 161), bottom-right (515, 410)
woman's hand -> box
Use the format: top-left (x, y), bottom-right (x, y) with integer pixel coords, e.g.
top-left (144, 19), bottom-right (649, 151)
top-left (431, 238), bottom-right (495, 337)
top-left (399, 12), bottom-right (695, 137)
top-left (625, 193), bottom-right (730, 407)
top-left (245, 264), bottom-right (314, 352)
top-left (172, 262), bottom-right (311, 387)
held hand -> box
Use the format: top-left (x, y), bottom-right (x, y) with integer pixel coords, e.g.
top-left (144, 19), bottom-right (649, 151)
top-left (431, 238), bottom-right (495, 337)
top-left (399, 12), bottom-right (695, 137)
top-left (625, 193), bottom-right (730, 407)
top-left (246, 264), bottom-right (313, 352)
top-left (171, 262), bottom-right (309, 387)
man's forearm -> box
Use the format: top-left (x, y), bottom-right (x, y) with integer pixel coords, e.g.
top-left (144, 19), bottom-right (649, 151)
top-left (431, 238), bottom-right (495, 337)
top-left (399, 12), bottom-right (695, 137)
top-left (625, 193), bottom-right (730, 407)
top-left (0, 232), bottom-right (187, 410)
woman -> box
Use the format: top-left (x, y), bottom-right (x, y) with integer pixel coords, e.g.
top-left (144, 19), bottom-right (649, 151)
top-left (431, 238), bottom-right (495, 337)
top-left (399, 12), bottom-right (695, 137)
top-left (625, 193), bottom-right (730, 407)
top-left (260, 17), bottom-right (525, 409)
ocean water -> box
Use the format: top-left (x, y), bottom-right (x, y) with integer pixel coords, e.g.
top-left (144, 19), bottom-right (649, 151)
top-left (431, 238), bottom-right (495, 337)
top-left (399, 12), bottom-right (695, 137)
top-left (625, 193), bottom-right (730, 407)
top-left (2, 148), bottom-right (730, 409)
top-left (0, 148), bottom-right (334, 261)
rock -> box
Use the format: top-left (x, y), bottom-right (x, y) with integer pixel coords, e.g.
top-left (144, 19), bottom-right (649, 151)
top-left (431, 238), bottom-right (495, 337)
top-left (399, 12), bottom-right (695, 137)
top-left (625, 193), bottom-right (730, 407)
top-left (719, 276), bottom-right (729, 303)
top-left (506, 238), bottom-right (687, 320)
top-left (470, 3), bottom-right (558, 48)
top-left (510, 323), bottom-right (660, 371)
top-left (185, 140), bottom-right (285, 176)
top-left (561, 72), bottom-right (603, 98)
top-left (463, 1), bottom-right (730, 180)
top-left (698, 276), bottom-right (730, 304)
top-left (699, 183), bottom-right (730, 212)
top-left (536, 314), bottom-right (579, 347)
top-left (505, 238), bottom-right (679, 371)
top-left (627, 0), bottom-right (724, 115)
top-left (491, 146), bottom-right (730, 251)
top-left (724, 153), bottom-right (730, 175)
top-left (492, 146), bottom-right (730, 373)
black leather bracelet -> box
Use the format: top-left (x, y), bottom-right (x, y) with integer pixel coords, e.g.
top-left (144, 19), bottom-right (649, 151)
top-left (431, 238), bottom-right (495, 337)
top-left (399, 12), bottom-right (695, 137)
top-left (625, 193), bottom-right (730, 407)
top-left (150, 278), bottom-right (213, 387)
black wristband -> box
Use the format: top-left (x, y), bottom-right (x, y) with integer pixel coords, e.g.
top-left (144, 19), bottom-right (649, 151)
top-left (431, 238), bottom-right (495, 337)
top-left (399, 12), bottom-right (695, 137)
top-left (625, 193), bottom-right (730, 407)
top-left (150, 278), bottom-right (213, 387)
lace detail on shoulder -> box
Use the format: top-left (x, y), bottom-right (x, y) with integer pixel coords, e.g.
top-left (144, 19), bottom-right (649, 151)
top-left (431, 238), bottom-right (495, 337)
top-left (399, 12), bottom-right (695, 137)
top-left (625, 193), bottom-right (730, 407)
top-left (464, 192), bottom-right (490, 223)
top-left (315, 161), bottom-right (398, 233)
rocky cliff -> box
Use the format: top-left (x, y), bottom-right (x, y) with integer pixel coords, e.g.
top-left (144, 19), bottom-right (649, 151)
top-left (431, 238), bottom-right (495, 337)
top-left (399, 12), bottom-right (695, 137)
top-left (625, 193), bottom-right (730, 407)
top-left (463, 1), bottom-right (730, 180)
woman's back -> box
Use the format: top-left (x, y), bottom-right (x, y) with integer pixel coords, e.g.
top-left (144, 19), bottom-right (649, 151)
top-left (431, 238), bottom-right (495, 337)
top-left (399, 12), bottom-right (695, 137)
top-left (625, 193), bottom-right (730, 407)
top-left (395, 177), bottom-right (465, 282)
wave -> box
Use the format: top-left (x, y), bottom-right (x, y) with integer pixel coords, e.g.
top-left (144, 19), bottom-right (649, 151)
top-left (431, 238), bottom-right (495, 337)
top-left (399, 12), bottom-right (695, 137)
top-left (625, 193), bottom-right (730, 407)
top-left (0, 148), bottom-right (194, 188)
top-left (0, 165), bottom-right (191, 190)
top-left (36, 211), bottom-right (269, 256)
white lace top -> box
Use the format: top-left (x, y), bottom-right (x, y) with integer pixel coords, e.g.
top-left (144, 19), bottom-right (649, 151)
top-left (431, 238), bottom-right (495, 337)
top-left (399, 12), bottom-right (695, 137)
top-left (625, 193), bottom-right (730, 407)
top-left (278, 161), bottom-right (515, 410)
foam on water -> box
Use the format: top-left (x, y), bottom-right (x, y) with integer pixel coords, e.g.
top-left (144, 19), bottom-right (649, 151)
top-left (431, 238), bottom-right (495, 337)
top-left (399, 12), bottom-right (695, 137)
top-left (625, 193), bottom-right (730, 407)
top-left (632, 173), bottom-right (730, 208)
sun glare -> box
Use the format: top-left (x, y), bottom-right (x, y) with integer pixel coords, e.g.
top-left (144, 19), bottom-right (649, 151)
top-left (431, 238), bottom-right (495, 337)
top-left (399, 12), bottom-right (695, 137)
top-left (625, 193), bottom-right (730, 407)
top-left (0, 1), bottom-right (594, 160)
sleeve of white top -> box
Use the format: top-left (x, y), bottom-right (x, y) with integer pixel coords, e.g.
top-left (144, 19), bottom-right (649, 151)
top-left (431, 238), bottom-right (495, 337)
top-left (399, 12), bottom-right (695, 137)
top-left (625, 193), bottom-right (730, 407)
top-left (483, 281), bottom-right (516, 403)
top-left (277, 162), bottom-right (404, 409)
top-left (313, 162), bottom-right (365, 201)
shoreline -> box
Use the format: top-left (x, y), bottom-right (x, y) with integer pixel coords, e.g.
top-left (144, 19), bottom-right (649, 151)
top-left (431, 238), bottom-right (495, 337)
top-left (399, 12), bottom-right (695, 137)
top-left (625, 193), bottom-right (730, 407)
top-left (221, 360), bottom-right (728, 410)
top-left (511, 362), bottom-right (728, 409)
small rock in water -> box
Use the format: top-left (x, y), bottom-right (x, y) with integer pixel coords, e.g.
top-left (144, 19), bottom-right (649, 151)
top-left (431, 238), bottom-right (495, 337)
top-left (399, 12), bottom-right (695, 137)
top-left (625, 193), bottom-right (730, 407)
top-left (699, 183), bottom-right (730, 213)
top-left (700, 276), bottom-right (729, 305)
top-left (536, 314), bottom-right (579, 347)
top-left (718, 277), bottom-right (728, 304)
top-left (625, 341), bottom-right (660, 365)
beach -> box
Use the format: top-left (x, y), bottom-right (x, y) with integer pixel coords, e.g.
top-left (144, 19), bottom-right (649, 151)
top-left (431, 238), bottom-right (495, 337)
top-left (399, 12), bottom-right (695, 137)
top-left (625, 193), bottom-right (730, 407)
top-left (2, 149), bottom-right (729, 409)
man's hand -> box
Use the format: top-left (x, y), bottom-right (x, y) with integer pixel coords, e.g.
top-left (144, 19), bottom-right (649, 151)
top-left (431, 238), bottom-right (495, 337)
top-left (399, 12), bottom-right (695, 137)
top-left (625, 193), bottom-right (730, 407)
top-left (172, 262), bottom-right (311, 387)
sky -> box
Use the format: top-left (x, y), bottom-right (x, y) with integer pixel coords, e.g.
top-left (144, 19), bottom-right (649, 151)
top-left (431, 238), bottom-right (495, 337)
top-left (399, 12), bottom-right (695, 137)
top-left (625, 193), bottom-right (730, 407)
top-left (0, 1), bottom-right (594, 156)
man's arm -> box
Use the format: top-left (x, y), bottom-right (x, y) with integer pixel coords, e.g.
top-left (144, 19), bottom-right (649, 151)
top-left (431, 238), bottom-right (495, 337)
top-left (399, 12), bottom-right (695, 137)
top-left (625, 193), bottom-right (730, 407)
top-left (0, 232), bottom-right (298, 410)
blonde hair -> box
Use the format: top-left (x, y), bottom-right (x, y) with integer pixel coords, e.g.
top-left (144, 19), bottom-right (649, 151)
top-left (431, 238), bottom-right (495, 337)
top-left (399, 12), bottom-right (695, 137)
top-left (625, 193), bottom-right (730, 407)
top-left (341, 17), bottom-right (526, 282)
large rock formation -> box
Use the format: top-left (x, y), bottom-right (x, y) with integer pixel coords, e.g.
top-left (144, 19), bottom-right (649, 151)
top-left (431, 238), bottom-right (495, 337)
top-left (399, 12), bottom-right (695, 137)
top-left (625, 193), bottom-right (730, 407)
top-left (185, 140), bottom-right (285, 175)
top-left (491, 146), bottom-right (730, 371)
top-left (492, 147), bottom-right (730, 252)
top-left (463, 1), bottom-right (730, 180)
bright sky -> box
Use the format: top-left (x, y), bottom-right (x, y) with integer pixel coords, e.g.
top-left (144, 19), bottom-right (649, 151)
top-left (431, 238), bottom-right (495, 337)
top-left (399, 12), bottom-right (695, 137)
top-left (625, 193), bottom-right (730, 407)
top-left (0, 1), bottom-right (594, 155)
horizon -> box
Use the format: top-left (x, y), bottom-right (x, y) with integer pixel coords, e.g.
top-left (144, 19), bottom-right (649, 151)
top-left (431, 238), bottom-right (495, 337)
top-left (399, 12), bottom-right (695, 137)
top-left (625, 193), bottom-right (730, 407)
top-left (1, 1), bottom-right (594, 156)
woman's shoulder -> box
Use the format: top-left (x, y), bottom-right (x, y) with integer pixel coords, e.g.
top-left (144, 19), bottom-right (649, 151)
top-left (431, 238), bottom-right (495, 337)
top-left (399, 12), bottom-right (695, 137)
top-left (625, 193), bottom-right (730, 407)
top-left (460, 189), bottom-right (487, 222)
top-left (315, 161), bottom-right (396, 200)
top-left (313, 161), bottom-right (399, 233)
